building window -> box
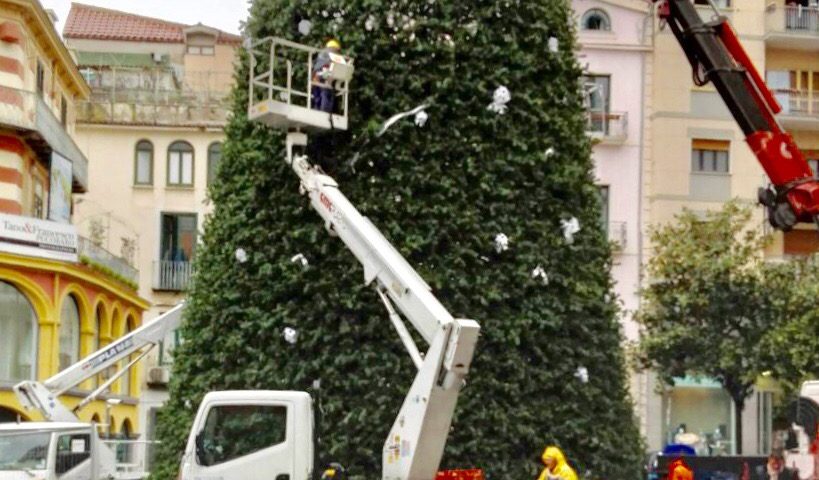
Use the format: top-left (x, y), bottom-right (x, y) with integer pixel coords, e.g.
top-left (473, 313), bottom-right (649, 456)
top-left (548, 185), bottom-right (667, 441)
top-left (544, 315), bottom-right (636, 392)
top-left (161, 213), bottom-right (197, 263)
top-left (0, 281), bottom-right (37, 382)
top-left (60, 96), bottom-right (68, 127)
top-left (167, 141), bottom-right (194, 186)
top-left (809, 159), bottom-right (819, 179)
top-left (58, 295), bottom-right (81, 372)
top-left (187, 45), bottom-right (215, 55)
top-left (695, 0), bottom-right (730, 7)
top-left (36, 60), bottom-right (45, 97)
top-left (581, 9), bottom-right (611, 31)
top-left (599, 186), bottom-right (610, 233)
top-left (159, 328), bottom-right (182, 365)
top-left (581, 75), bottom-right (611, 134)
top-left (33, 180), bottom-right (44, 219)
top-left (135, 140), bottom-right (154, 185)
top-left (121, 317), bottom-right (135, 396)
top-left (207, 142), bottom-right (222, 186)
top-left (691, 139), bottom-right (730, 173)
top-left (94, 305), bottom-right (103, 388)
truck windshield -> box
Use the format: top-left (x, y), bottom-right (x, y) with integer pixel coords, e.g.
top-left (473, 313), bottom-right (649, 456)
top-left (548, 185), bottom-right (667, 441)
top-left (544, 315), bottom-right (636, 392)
top-left (0, 432), bottom-right (50, 471)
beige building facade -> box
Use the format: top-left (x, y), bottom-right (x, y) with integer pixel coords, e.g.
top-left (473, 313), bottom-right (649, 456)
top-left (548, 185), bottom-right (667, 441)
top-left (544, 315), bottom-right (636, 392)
top-left (63, 3), bottom-right (239, 469)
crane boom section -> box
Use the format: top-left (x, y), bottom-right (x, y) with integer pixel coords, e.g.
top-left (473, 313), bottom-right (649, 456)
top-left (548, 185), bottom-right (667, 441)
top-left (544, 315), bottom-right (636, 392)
top-left (14, 304), bottom-right (184, 421)
top-left (657, 0), bottom-right (819, 229)
top-left (291, 154), bottom-right (453, 344)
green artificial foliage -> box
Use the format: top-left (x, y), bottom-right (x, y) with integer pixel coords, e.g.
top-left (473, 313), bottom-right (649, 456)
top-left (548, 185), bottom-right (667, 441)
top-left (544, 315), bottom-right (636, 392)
top-left (635, 201), bottom-right (780, 454)
top-left (151, 1), bottom-right (643, 478)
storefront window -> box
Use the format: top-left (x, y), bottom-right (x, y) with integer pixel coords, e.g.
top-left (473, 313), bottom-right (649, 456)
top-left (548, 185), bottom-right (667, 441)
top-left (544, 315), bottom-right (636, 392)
top-left (58, 295), bottom-right (81, 372)
top-left (666, 378), bottom-right (734, 455)
top-left (0, 282), bottom-right (37, 382)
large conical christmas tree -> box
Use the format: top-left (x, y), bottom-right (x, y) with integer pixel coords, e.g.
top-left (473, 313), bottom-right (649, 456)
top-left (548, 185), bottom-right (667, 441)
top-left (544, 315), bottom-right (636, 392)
top-left (152, 1), bottom-right (643, 478)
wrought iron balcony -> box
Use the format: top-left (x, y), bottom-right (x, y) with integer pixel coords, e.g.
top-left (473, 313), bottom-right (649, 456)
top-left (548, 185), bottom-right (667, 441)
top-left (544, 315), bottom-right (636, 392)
top-left (77, 236), bottom-right (138, 285)
top-left (586, 111), bottom-right (628, 143)
top-left (766, 4), bottom-right (819, 48)
top-left (152, 260), bottom-right (194, 291)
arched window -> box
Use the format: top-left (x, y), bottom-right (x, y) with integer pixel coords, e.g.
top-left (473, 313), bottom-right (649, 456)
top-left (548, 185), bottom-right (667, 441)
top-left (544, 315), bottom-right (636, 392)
top-left (134, 140), bottom-right (153, 185)
top-left (121, 316), bottom-right (135, 397)
top-left (117, 419), bottom-right (133, 462)
top-left (581, 9), bottom-right (611, 31)
top-left (167, 141), bottom-right (194, 186)
top-left (58, 295), bottom-right (81, 372)
top-left (94, 305), bottom-right (104, 387)
top-left (0, 281), bottom-right (37, 382)
top-left (207, 142), bottom-right (222, 186)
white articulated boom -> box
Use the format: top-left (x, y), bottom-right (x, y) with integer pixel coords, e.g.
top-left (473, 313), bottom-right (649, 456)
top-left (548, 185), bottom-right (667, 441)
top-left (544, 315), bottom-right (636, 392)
top-left (14, 304), bottom-right (184, 422)
top-left (285, 132), bottom-right (481, 479)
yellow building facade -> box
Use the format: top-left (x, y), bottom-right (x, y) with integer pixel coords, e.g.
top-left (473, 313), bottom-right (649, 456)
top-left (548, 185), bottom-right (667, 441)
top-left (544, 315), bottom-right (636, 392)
top-left (0, 0), bottom-right (148, 439)
top-left (641, 0), bottom-right (819, 453)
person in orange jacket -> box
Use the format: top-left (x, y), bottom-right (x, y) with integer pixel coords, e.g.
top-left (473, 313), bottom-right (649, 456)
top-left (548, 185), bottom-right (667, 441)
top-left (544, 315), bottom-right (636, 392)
top-left (537, 446), bottom-right (578, 480)
top-left (668, 457), bottom-right (694, 480)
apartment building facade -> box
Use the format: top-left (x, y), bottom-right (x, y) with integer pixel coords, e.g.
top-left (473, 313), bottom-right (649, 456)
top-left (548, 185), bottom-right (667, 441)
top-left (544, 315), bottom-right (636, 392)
top-left (63, 3), bottom-right (239, 469)
top-left (0, 0), bottom-right (147, 446)
top-left (574, 0), bottom-right (654, 445)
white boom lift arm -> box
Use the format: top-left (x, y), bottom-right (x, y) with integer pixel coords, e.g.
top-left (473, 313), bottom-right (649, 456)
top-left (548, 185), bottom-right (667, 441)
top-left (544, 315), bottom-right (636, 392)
top-left (285, 132), bottom-right (480, 479)
top-left (14, 304), bottom-right (184, 423)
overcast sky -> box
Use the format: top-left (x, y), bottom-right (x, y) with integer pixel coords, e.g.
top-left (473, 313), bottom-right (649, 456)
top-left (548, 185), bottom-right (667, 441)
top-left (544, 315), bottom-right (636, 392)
top-left (40, 0), bottom-right (251, 36)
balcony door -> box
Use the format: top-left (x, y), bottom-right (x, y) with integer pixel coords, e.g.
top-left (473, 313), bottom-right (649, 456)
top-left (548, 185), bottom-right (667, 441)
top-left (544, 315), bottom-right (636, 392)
top-left (157, 213), bottom-right (197, 290)
top-left (582, 75), bottom-right (610, 134)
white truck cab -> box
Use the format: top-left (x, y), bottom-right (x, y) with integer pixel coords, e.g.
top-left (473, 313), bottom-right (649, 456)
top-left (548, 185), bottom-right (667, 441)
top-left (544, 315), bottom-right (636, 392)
top-left (180, 392), bottom-right (314, 480)
top-left (0, 422), bottom-right (115, 480)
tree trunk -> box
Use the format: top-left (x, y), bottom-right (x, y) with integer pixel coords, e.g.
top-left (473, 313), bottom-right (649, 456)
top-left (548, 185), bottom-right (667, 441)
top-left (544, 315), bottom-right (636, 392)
top-left (733, 396), bottom-right (745, 455)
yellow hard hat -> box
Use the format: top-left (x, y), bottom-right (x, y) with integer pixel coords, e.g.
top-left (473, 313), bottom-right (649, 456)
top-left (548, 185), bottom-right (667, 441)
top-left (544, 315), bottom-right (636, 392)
top-left (326, 39), bottom-right (341, 49)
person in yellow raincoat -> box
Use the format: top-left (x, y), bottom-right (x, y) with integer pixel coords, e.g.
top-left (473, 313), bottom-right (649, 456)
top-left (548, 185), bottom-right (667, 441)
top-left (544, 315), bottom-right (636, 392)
top-left (537, 446), bottom-right (578, 480)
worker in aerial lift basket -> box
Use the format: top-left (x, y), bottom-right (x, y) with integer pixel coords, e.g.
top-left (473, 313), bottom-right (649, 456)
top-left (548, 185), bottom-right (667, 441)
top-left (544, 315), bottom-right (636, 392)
top-left (537, 446), bottom-right (578, 480)
top-left (311, 39), bottom-right (342, 113)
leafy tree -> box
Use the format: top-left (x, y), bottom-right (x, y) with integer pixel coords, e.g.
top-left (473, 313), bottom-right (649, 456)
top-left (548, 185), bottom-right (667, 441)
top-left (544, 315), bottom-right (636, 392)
top-left (152, 1), bottom-right (643, 479)
top-left (635, 201), bottom-right (780, 454)
top-left (758, 257), bottom-right (819, 396)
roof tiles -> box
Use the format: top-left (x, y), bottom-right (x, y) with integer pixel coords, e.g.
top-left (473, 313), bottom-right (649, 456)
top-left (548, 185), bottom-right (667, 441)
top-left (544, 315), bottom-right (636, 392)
top-left (63, 3), bottom-right (242, 45)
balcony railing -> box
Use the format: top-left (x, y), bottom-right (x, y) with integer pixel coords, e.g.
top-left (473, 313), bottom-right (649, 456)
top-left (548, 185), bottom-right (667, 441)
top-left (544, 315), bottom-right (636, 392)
top-left (586, 111), bottom-right (628, 143)
top-left (766, 4), bottom-right (819, 37)
top-left (0, 86), bottom-right (89, 191)
top-left (78, 236), bottom-right (138, 285)
top-left (153, 261), bottom-right (194, 291)
top-left (607, 221), bottom-right (627, 250)
top-left (771, 89), bottom-right (819, 116)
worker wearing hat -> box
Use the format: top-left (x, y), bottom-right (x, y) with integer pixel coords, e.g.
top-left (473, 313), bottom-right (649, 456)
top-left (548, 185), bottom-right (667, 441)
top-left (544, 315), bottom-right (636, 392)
top-left (311, 39), bottom-right (342, 113)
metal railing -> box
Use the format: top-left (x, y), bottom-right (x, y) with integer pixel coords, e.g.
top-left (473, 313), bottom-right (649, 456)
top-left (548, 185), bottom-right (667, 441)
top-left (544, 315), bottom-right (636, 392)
top-left (767, 4), bottom-right (819, 34)
top-left (76, 67), bottom-right (232, 126)
top-left (248, 36), bottom-right (352, 119)
top-left (586, 111), bottom-right (628, 141)
top-left (607, 221), bottom-right (628, 250)
top-left (78, 236), bottom-right (138, 284)
top-left (153, 260), bottom-right (194, 291)
top-left (771, 89), bottom-right (819, 117)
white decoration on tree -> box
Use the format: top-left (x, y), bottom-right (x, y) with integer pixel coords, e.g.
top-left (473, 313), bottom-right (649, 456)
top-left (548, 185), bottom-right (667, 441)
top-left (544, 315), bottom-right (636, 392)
top-left (487, 86), bottom-right (511, 115)
top-left (414, 110), bottom-right (428, 127)
top-left (235, 248), bottom-right (248, 263)
top-left (365, 15), bottom-right (377, 31)
top-left (291, 253), bottom-right (309, 268)
top-left (544, 147), bottom-right (555, 158)
top-left (561, 217), bottom-right (581, 244)
top-left (531, 264), bottom-right (549, 285)
top-left (494, 233), bottom-right (510, 253)
top-left (465, 21), bottom-right (479, 36)
top-left (548, 36), bottom-right (559, 53)
top-left (575, 366), bottom-right (589, 383)
top-left (377, 104), bottom-right (428, 136)
top-left (283, 327), bottom-right (299, 344)
top-left (297, 19), bottom-right (312, 36)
